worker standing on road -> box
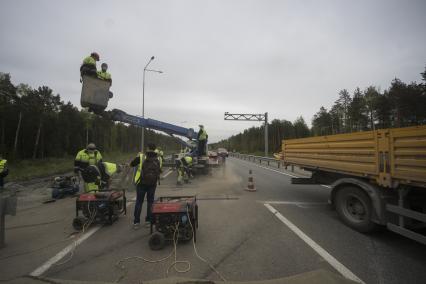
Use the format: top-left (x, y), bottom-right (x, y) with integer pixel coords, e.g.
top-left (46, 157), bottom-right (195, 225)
top-left (80, 52), bottom-right (100, 77)
top-left (97, 63), bottom-right (112, 84)
top-left (155, 147), bottom-right (164, 173)
top-left (74, 143), bottom-right (103, 192)
top-left (130, 143), bottom-right (161, 229)
top-left (197, 125), bottom-right (208, 157)
top-left (0, 155), bottom-right (8, 190)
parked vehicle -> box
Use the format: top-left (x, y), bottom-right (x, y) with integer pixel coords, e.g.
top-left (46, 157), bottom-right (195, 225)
top-left (280, 125), bottom-right (426, 244)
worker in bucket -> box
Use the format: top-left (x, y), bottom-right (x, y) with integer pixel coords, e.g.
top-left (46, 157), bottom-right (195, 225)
top-left (0, 154), bottom-right (8, 190)
top-left (97, 63), bottom-right (112, 84)
top-left (197, 125), bottom-right (208, 157)
top-left (130, 143), bottom-right (161, 229)
top-left (74, 143), bottom-right (103, 192)
top-left (80, 52), bottom-right (100, 77)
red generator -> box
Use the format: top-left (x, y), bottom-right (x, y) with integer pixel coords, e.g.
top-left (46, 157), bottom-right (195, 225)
top-left (72, 190), bottom-right (126, 231)
top-left (149, 196), bottom-right (198, 250)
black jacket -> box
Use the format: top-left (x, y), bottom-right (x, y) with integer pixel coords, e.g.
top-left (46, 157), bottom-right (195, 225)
top-left (130, 151), bottom-right (158, 167)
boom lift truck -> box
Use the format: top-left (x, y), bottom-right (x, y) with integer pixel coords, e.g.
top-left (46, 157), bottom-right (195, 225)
top-left (80, 75), bottom-right (210, 174)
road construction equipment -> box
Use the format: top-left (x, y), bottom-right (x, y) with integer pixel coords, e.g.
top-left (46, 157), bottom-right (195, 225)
top-left (279, 125), bottom-right (426, 244)
top-left (72, 163), bottom-right (127, 231)
top-left (51, 176), bottom-right (79, 199)
top-left (72, 190), bottom-right (126, 231)
top-left (80, 78), bottom-right (211, 174)
top-left (245, 169), bottom-right (256, 192)
top-left (149, 196), bottom-right (198, 250)
top-left (81, 75), bottom-right (113, 114)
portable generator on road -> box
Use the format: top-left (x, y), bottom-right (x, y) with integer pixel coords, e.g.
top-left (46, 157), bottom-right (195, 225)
top-left (149, 196), bottom-right (198, 250)
top-left (72, 191), bottom-right (127, 231)
top-left (72, 190), bottom-right (126, 230)
top-left (72, 164), bottom-right (128, 231)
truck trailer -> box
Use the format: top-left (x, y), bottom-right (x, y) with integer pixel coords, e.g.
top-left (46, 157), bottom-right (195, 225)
top-left (281, 125), bottom-right (426, 244)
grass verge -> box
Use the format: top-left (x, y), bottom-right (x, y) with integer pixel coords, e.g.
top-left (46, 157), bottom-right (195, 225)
top-left (7, 152), bottom-right (136, 182)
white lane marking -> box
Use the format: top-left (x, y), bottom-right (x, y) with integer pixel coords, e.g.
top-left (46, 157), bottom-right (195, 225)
top-left (264, 203), bottom-right (365, 284)
top-left (162, 169), bottom-right (173, 178)
top-left (30, 226), bottom-right (101, 276)
top-left (233, 158), bottom-right (332, 188)
top-left (233, 157), bottom-right (300, 177)
top-left (31, 196), bottom-right (135, 276)
top-left (259, 201), bottom-right (327, 206)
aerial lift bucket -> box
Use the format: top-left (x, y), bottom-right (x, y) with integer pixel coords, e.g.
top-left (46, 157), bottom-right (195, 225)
top-left (81, 75), bottom-right (112, 113)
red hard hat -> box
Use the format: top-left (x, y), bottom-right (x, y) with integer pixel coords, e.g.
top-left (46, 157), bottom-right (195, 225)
top-left (91, 52), bottom-right (100, 61)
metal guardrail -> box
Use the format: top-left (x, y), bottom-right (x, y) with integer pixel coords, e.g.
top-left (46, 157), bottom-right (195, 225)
top-left (229, 152), bottom-right (296, 172)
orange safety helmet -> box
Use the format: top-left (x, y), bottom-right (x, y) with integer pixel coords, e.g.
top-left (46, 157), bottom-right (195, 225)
top-left (90, 52), bottom-right (100, 61)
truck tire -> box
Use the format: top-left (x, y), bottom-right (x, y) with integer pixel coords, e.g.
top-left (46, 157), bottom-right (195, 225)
top-left (335, 186), bottom-right (377, 233)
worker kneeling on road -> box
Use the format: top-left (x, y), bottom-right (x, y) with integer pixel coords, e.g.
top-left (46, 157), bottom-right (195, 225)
top-left (177, 154), bottom-right (193, 185)
top-left (0, 154), bottom-right (8, 190)
top-left (80, 161), bottom-right (119, 192)
top-left (97, 63), bottom-right (112, 84)
top-left (130, 143), bottom-right (161, 229)
top-left (74, 143), bottom-right (103, 192)
top-left (80, 52), bottom-right (100, 77)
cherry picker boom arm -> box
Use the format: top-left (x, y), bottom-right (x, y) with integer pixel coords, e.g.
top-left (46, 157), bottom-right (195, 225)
top-left (80, 76), bottom-right (198, 150)
top-left (108, 109), bottom-right (197, 149)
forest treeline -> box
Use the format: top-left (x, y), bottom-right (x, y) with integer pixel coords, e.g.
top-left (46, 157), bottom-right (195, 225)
top-left (213, 66), bottom-right (426, 154)
top-left (0, 72), bottom-right (179, 161)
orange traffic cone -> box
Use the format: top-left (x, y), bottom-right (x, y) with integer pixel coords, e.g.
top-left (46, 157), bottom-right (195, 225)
top-left (245, 169), bottom-right (256, 192)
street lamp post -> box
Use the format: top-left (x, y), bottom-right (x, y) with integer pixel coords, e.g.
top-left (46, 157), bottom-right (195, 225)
top-left (141, 56), bottom-right (163, 152)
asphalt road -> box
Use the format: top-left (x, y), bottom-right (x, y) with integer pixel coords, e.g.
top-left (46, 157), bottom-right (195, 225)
top-left (1, 158), bottom-right (426, 283)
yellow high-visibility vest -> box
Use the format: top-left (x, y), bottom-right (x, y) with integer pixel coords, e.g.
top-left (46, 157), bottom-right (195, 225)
top-left (199, 129), bottom-right (207, 140)
top-left (134, 153), bottom-right (145, 184)
top-left (83, 56), bottom-right (96, 66)
top-left (103, 162), bottom-right (117, 177)
top-left (0, 159), bottom-right (7, 173)
top-left (97, 70), bottom-right (111, 80)
top-left (75, 149), bottom-right (102, 166)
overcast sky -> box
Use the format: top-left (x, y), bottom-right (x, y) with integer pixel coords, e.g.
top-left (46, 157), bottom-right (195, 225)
top-left (1, 0), bottom-right (425, 142)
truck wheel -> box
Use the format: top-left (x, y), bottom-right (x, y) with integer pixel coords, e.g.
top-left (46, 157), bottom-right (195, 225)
top-left (335, 186), bottom-right (377, 233)
top-left (149, 232), bottom-right (165, 250)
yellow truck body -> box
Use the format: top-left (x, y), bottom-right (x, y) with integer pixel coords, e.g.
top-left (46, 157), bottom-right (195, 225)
top-left (282, 125), bottom-right (426, 189)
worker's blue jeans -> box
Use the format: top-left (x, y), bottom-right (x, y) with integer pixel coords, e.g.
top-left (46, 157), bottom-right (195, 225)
top-left (133, 183), bottom-right (157, 224)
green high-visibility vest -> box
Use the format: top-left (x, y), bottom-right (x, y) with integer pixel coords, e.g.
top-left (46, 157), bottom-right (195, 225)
top-left (85, 182), bottom-right (99, 193)
top-left (103, 162), bottom-right (117, 177)
top-left (199, 129), bottom-right (207, 141)
top-left (0, 159), bottom-right (7, 173)
top-left (75, 149), bottom-right (102, 166)
top-left (83, 56), bottom-right (96, 66)
top-left (97, 70), bottom-right (111, 80)
top-left (134, 153), bottom-right (145, 184)
top-left (184, 156), bottom-right (193, 166)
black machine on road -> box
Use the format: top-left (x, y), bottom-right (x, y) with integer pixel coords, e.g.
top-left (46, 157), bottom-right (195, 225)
top-left (149, 196), bottom-right (198, 250)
